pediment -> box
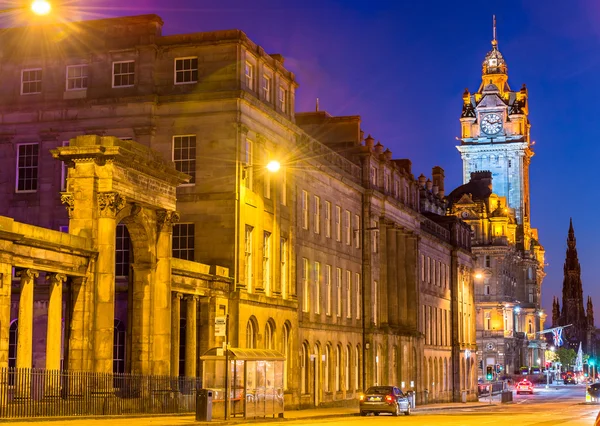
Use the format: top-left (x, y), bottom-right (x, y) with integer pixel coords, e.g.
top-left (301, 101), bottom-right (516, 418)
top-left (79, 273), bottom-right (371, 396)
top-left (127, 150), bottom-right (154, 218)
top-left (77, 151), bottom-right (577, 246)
top-left (455, 193), bottom-right (475, 206)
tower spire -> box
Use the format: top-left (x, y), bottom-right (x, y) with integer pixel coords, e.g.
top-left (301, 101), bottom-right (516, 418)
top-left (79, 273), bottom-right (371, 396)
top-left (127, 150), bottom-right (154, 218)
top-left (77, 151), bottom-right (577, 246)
top-left (492, 15), bottom-right (497, 47)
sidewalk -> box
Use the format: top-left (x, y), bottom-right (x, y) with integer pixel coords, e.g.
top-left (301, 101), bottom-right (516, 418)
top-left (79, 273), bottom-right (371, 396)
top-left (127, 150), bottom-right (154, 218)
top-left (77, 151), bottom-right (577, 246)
top-left (1, 399), bottom-right (496, 426)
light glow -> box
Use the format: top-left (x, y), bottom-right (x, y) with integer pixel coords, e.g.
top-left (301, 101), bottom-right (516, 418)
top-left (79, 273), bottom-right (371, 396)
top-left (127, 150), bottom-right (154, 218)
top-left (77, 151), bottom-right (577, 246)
top-left (31, 0), bottom-right (51, 15)
top-left (266, 160), bottom-right (280, 173)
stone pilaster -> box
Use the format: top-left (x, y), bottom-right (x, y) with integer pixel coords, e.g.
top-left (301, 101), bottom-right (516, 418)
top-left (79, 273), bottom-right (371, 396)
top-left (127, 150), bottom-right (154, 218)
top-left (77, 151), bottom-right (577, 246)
top-left (45, 273), bottom-right (66, 371)
top-left (185, 296), bottom-right (198, 378)
top-left (67, 277), bottom-right (91, 372)
top-left (170, 293), bottom-right (182, 377)
top-left (16, 269), bottom-right (38, 369)
top-left (94, 192), bottom-right (125, 373)
top-left (0, 264), bottom-right (12, 370)
top-left (385, 224), bottom-right (398, 325)
top-left (397, 232), bottom-right (408, 327)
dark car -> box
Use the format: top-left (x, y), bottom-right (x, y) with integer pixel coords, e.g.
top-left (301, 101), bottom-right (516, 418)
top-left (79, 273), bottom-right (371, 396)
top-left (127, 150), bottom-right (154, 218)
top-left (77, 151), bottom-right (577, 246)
top-left (359, 385), bottom-right (410, 416)
top-left (589, 383), bottom-right (600, 398)
top-left (564, 376), bottom-right (577, 385)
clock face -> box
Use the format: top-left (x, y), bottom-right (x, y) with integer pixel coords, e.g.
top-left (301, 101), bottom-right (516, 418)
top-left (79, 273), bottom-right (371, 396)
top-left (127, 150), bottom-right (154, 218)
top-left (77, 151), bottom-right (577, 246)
top-left (461, 211), bottom-right (469, 219)
top-left (486, 342), bottom-right (495, 351)
top-left (481, 113), bottom-right (503, 135)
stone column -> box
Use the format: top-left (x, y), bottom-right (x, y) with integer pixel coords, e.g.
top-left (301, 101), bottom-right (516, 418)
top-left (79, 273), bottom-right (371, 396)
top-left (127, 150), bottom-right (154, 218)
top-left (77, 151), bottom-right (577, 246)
top-left (405, 235), bottom-right (419, 330)
top-left (170, 293), bottom-right (182, 377)
top-left (45, 273), bottom-right (66, 371)
top-left (154, 210), bottom-right (178, 376)
top-left (93, 192), bottom-right (125, 373)
top-left (130, 263), bottom-right (153, 375)
top-left (185, 296), bottom-right (198, 378)
top-left (16, 269), bottom-right (38, 369)
top-left (0, 263), bottom-right (12, 370)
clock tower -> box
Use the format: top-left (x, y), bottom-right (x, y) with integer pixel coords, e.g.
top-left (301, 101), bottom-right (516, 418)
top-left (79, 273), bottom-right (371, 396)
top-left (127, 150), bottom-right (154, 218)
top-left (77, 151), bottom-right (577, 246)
top-left (456, 19), bottom-right (533, 228)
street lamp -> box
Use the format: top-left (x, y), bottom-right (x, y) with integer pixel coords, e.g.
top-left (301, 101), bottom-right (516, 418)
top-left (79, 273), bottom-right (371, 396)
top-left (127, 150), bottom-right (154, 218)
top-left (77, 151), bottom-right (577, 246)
top-left (266, 160), bottom-right (280, 173)
top-left (31, 0), bottom-right (51, 15)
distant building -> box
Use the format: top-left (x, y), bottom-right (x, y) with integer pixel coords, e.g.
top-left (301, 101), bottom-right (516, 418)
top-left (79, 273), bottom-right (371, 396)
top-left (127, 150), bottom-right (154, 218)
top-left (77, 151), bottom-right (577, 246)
top-left (449, 25), bottom-right (546, 378)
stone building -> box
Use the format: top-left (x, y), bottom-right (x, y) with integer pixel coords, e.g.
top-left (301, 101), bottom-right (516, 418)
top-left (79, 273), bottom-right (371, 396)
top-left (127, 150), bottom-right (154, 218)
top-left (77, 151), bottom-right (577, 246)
top-left (451, 26), bottom-right (546, 379)
top-left (0, 13), bottom-right (478, 410)
top-left (552, 220), bottom-right (596, 355)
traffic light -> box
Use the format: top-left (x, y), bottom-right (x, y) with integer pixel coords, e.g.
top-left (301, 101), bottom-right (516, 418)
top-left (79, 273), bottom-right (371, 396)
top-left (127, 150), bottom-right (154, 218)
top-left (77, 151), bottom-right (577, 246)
top-left (496, 364), bottom-right (503, 373)
top-left (486, 366), bottom-right (494, 381)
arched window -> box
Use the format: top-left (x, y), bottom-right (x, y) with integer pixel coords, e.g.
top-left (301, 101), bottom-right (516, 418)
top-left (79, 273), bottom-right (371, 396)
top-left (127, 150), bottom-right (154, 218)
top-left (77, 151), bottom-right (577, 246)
top-left (345, 345), bottom-right (351, 391)
top-left (246, 319), bottom-right (256, 348)
top-left (283, 323), bottom-right (291, 390)
top-left (528, 319), bottom-right (533, 334)
top-left (301, 342), bottom-right (309, 394)
top-left (265, 321), bottom-right (275, 350)
top-left (113, 319), bottom-right (126, 374)
top-left (355, 345), bottom-right (360, 390)
top-left (324, 345), bottom-right (330, 392)
top-left (335, 345), bottom-right (341, 392)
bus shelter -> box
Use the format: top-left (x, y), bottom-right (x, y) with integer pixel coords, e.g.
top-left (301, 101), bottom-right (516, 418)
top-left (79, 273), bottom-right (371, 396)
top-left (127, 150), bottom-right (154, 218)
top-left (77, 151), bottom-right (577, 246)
top-left (200, 348), bottom-right (285, 419)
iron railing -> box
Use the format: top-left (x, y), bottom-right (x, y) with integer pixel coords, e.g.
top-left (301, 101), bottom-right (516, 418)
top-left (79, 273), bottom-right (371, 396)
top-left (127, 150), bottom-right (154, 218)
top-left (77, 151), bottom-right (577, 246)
top-left (0, 368), bottom-right (201, 419)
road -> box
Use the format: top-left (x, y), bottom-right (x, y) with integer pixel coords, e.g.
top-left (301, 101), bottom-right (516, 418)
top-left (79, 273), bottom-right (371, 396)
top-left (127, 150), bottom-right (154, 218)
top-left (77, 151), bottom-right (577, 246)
top-left (259, 385), bottom-right (599, 426)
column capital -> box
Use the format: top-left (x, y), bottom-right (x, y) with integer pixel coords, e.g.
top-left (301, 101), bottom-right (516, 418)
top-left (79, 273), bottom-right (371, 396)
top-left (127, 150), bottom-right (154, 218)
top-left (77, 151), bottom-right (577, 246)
top-left (184, 294), bottom-right (199, 302)
top-left (157, 210), bottom-right (180, 232)
top-left (60, 192), bottom-right (75, 218)
top-left (234, 122), bottom-right (249, 135)
top-left (17, 269), bottom-right (39, 280)
top-left (173, 292), bottom-right (183, 300)
top-left (98, 192), bottom-right (126, 218)
top-left (45, 273), bottom-right (67, 285)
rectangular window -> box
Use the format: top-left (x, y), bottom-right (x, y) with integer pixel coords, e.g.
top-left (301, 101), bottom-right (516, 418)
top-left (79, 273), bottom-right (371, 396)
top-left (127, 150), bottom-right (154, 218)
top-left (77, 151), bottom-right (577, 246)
top-left (325, 201), bottom-right (332, 238)
top-left (372, 222), bottom-right (379, 253)
top-left (173, 135), bottom-right (196, 184)
top-left (262, 75), bottom-right (271, 101)
top-left (335, 206), bottom-right (341, 242)
top-left (484, 284), bottom-right (490, 295)
top-left (174, 57), bottom-right (198, 84)
top-left (245, 225), bottom-right (254, 292)
top-left (279, 86), bottom-right (287, 112)
top-left (345, 210), bottom-right (351, 245)
top-left (66, 65), bottom-right (88, 90)
top-left (354, 214), bottom-right (360, 248)
top-left (373, 280), bottom-right (378, 325)
top-left (326, 265), bottom-right (332, 315)
top-left (60, 141), bottom-right (68, 191)
top-left (346, 270), bottom-right (352, 319)
top-left (302, 258), bottom-right (309, 312)
top-left (280, 170), bottom-right (287, 206)
top-left (16, 143), bottom-right (39, 192)
top-left (21, 68), bottom-right (42, 94)
top-left (427, 257), bottom-right (431, 283)
top-left (112, 61), bottom-right (135, 87)
top-left (244, 139), bottom-right (253, 190)
top-left (314, 262), bottom-right (321, 314)
top-left (355, 273), bottom-right (361, 319)
top-left (245, 61), bottom-right (254, 90)
top-left (484, 310), bottom-right (491, 330)
top-left (302, 190), bottom-right (309, 229)
top-left (336, 268), bottom-right (342, 317)
top-left (370, 166), bottom-right (377, 187)
top-left (115, 224), bottom-right (130, 277)
top-left (263, 232), bottom-right (271, 295)
top-left (280, 237), bottom-right (288, 298)
top-left (314, 195), bottom-right (321, 234)
top-left (421, 254), bottom-right (425, 282)
top-left (394, 180), bottom-right (399, 198)
top-left (485, 255), bottom-right (491, 268)
top-left (172, 223), bottom-right (195, 261)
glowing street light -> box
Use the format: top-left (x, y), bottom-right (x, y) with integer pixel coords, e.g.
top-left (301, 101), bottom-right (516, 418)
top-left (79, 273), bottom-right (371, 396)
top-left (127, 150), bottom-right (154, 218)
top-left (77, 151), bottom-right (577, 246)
top-left (266, 160), bottom-right (280, 173)
top-left (31, 0), bottom-right (51, 15)
top-left (474, 272), bottom-right (483, 280)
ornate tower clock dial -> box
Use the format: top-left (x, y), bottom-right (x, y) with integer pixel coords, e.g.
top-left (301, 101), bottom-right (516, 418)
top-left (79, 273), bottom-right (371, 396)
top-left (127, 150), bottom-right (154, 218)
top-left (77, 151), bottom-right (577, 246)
top-left (480, 113), bottom-right (503, 135)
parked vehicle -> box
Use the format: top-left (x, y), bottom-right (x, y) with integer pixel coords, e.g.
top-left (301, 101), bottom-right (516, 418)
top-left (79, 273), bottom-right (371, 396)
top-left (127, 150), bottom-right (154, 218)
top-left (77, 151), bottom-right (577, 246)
top-left (359, 386), bottom-right (410, 416)
top-left (564, 375), bottom-right (577, 385)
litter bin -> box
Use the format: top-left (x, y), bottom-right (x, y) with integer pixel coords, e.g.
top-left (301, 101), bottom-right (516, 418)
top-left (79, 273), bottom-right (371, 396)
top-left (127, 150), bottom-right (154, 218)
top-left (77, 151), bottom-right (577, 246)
top-left (196, 389), bottom-right (213, 421)
top-left (501, 390), bottom-right (513, 403)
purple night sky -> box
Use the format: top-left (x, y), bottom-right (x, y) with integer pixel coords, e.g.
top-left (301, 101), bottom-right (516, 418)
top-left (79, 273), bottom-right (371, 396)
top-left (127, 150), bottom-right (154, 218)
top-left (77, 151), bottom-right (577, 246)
top-left (10, 0), bottom-right (600, 326)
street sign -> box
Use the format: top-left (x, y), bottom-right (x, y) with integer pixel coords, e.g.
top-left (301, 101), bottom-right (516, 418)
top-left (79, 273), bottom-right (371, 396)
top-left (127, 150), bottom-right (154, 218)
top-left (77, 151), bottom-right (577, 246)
top-left (215, 316), bottom-right (227, 337)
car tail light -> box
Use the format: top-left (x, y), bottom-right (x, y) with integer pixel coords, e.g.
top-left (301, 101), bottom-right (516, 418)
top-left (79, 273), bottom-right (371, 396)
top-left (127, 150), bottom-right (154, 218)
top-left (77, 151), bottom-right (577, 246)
top-left (385, 395), bottom-right (394, 403)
